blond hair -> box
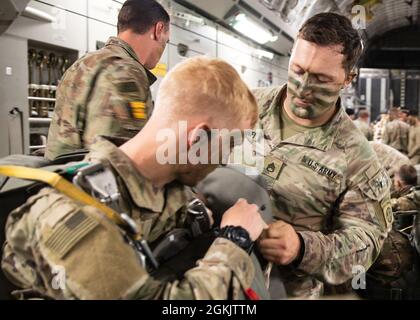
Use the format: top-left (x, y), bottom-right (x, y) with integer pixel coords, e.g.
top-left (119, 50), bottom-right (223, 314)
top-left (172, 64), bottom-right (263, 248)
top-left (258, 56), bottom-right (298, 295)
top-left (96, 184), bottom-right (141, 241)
top-left (153, 56), bottom-right (257, 128)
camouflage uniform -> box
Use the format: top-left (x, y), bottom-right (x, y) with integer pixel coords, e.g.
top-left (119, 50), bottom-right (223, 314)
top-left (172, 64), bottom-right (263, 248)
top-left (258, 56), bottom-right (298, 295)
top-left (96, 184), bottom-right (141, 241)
top-left (249, 85), bottom-right (392, 298)
top-left (2, 137), bottom-right (256, 300)
top-left (45, 37), bottom-right (156, 160)
top-left (408, 124), bottom-right (420, 165)
top-left (370, 142), bottom-right (411, 179)
top-left (353, 119), bottom-right (373, 141)
top-left (391, 186), bottom-right (420, 212)
top-left (391, 185), bottom-right (413, 200)
top-left (382, 119), bottom-right (410, 154)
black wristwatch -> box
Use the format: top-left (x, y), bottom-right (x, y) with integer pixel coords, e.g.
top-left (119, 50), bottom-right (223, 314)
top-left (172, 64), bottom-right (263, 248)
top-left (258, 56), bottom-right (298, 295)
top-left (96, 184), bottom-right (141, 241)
top-left (216, 225), bottom-right (254, 254)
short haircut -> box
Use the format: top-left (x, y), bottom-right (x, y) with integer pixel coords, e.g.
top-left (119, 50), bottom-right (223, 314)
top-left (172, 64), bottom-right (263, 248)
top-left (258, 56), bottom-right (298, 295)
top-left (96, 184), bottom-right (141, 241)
top-left (154, 56), bottom-right (258, 127)
top-left (389, 107), bottom-right (400, 119)
top-left (398, 164), bottom-right (418, 186)
top-left (298, 12), bottom-right (363, 74)
top-left (117, 0), bottom-right (170, 34)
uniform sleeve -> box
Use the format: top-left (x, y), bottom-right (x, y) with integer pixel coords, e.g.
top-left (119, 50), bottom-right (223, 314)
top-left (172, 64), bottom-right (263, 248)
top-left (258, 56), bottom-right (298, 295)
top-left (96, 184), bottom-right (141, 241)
top-left (82, 62), bottom-right (153, 146)
top-left (133, 238), bottom-right (255, 300)
top-left (368, 126), bottom-right (374, 141)
top-left (296, 160), bottom-right (392, 285)
top-left (391, 195), bottom-right (417, 212)
top-left (382, 125), bottom-right (389, 145)
top-left (408, 128), bottom-right (420, 158)
top-left (2, 192), bottom-right (255, 300)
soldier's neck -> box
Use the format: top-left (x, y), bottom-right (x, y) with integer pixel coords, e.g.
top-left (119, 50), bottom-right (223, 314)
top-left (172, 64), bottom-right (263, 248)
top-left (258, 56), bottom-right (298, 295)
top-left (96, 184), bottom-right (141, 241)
top-left (118, 32), bottom-right (152, 68)
top-left (120, 129), bottom-right (175, 189)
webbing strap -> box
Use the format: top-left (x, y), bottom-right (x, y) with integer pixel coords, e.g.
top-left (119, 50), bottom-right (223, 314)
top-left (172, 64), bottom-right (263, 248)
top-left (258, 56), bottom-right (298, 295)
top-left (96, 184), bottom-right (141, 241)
top-left (0, 165), bottom-right (141, 240)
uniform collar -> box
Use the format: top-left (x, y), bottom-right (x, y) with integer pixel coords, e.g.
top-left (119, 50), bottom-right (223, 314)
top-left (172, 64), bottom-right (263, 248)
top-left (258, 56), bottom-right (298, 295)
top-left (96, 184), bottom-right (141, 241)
top-left (105, 36), bottom-right (157, 85)
top-left (259, 84), bottom-right (344, 152)
top-left (85, 136), bottom-right (165, 213)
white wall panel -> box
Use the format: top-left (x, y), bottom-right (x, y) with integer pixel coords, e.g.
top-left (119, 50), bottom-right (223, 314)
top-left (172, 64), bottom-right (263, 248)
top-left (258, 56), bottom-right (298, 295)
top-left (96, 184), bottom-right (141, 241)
top-left (7, 0), bottom-right (87, 55)
top-left (169, 24), bottom-right (216, 56)
top-left (87, 0), bottom-right (122, 26)
top-left (87, 19), bottom-right (117, 52)
top-left (217, 30), bottom-right (252, 53)
top-left (37, 0), bottom-right (88, 16)
top-left (171, 21), bottom-right (217, 42)
top-left (168, 42), bottom-right (202, 69)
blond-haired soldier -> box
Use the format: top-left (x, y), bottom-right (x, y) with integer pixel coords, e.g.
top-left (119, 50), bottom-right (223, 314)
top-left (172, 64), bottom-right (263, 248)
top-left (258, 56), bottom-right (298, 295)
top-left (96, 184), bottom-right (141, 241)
top-left (2, 57), bottom-right (266, 300)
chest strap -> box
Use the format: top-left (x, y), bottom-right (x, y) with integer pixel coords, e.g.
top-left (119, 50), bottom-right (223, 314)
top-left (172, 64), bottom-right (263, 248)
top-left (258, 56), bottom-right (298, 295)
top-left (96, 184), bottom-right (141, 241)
top-left (0, 165), bottom-right (140, 239)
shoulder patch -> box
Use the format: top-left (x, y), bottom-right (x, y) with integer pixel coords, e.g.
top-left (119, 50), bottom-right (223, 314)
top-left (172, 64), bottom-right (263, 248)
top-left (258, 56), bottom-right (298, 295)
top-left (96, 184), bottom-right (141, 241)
top-left (117, 81), bottom-right (138, 93)
top-left (45, 211), bottom-right (99, 259)
top-left (381, 197), bottom-right (393, 227)
top-left (128, 101), bottom-right (147, 120)
top-left (368, 169), bottom-right (391, 199)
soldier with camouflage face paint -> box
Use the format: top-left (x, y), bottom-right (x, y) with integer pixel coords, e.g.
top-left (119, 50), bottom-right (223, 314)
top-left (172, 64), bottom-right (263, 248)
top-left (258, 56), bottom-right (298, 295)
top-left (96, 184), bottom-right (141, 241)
top-left (45, 0), bottom-right (170, 160)
top-left (247, 13), bottom-right (392, 298)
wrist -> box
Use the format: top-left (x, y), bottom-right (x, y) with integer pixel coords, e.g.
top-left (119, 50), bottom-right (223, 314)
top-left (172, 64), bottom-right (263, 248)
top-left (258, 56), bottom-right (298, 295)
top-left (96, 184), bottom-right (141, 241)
top-left (216, 225), bottom-right (254, 254)
top-left (291, 232), bottom-right (305, 268)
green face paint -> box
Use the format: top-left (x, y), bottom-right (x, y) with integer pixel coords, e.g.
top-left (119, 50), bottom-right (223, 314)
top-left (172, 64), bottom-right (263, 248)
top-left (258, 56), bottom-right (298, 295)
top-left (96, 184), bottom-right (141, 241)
top-left (287, 69), bottom-right (342, 119)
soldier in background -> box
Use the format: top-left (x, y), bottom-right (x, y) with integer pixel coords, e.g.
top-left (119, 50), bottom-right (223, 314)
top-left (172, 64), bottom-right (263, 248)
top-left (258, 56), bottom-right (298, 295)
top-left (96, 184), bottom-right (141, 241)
top-left (382, 107), bottom-right (410, 154)
top-left (45, 0), bottom-right (169, 160)
top-left (391, 186), bottom-right (420, 213)
top-left (390, 164), bottom-right (419, 212)
top-left (2, 57), bottom-right (268, 300)
top-left (408, 112), bottom-right (420, 165)
top-left (373, 112), bottom-right (389, 142)
top-left (391, 164), bottom-right (418, 199)
top-left (370, 141), bottom-right (411, 181)
top-left (353, 109), bottom-right (373, 141)
top-left (400, 108), bottom-right (410, 123)
top-left (242, 13), bottom-right (392, 298)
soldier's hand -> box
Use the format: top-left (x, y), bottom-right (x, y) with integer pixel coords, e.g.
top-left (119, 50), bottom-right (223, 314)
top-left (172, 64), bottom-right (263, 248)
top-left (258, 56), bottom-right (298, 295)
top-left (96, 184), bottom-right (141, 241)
top-left (221, 198), bottom-right (267, 241)
top-left (258, 220), bottom-right (301, 265)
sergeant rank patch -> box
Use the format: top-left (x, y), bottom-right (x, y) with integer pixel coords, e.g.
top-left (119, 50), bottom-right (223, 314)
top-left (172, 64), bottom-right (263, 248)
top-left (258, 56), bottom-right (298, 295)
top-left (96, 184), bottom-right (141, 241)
top-left (129, 101), bottom-right (147, 120)
top-left (262, 156), bottom-right (283, 180)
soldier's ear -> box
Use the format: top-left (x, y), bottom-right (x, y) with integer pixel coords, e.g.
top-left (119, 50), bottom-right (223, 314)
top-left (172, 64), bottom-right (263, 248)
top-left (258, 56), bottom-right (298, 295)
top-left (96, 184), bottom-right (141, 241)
top-left (344, 70), bottom-right (357, 87)
top-left (188, 124), bottom-right (211, 148)
top-left (154, 22), bottom-right (165, 41)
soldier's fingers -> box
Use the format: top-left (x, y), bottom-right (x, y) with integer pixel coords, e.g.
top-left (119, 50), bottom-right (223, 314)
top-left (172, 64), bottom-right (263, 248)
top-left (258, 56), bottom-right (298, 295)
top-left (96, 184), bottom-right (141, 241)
top-left (235, 198), bottom-right (247, 204)
top-left (266, 223), bottom-right (288, 239)
top-left (272, 220), bottom-right (288, 228)
top-left (259, 247), bottom-right (284, 260)
top-left (259, 228), bottom-right (269, 240)
top-left (258, 237), bottom-right (284, 250)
